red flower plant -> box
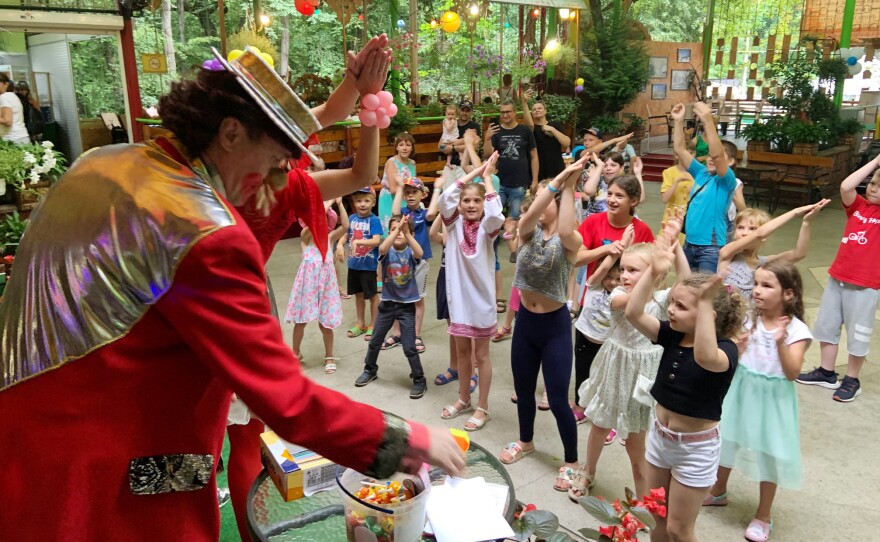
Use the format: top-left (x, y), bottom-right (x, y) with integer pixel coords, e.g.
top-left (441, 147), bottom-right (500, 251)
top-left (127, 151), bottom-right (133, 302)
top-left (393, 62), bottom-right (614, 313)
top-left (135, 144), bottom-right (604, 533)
top-left (579, 487), bottom-right (667, 542)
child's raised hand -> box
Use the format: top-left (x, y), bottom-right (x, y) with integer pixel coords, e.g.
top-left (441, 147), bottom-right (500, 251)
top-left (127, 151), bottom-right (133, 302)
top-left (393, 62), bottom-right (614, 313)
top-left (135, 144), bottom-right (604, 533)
top-left (605, 239), bottom-right (626, 256)
top-left (693, 101), bottom-right (713, 119)
top-left (651, 237), bottom-right (676, 275)
top-left (670, 103), bottom-right (686, 121)
top-left (622, 223), bottom-right (635, 247)
top-left (632, 156), bottom-right (644, 177)
top-left (802, 198), bottom-right (830, 223)
top-left (696, 274), bottom-right (724, 300)
top-left (661, 213), bottom-right (684, 243)
top-left (434, 172), bottom-right (447, 191)
top-left (773, 316), bottom-right (791, 343)
top-left (484, 151), bottom-right (500, 172)
top-left (464, 128), bottom-right (480, 146)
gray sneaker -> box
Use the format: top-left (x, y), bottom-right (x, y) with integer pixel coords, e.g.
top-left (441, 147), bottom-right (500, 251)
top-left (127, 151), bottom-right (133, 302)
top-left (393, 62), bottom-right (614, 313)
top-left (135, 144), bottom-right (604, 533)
top-left (410, 378), bottom-right (427, 399)
top-left (795, 367), bottom-right (840, 389)
top-left (833, 376), bottom-right (862, 402)
top-left (218, 487), bottom-right (231, 508)
top-left (355, 371), bottom-right (378, 387)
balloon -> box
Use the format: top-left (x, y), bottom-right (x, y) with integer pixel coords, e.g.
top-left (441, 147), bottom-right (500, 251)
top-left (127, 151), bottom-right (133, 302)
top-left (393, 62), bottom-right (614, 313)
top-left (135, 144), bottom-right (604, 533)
top-left (397, 19), bottom-right (405, 28)
top-left (377, 91), bottom-right (394, 108)
top-left (440, 11), bottom-right (461, 33)
top-left (358, 109), bottom-right (377, 126)
top-left (576, 77), bottom-right (584, 85)
top-left (387, 103), bottom-right (398, 117)
top-left (376, 115), bottom-right (392, 129)
top-left (376, 107), bottom-right (387, 117)
top-left (250, 47), bottom-right (262, 55)
top-left (227, 49), bottom-right (244, 62)
top-left (361, 93), bottom-right (380, 110)
top-left (574, 85), bottom-right (584, 93)
top-left (847, 56), bottom-right (858, 66)
top-left (260, 52), bottom-right (274, 67)
top-left (295, 0), bottom-right (315, 16)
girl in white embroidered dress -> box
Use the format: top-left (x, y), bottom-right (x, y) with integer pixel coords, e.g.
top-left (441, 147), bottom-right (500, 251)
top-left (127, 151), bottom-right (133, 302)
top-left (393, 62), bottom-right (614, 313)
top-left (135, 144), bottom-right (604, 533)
top-left (439, 152), bottom-right (504, 431)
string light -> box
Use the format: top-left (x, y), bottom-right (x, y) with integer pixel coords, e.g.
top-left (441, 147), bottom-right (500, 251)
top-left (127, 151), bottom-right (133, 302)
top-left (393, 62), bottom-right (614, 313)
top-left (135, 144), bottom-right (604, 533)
top-left (430, 18), bottom-right (438, 28)
top-left (259, 14), bottom-right (271, 26)
top-left (559, 8), bottom-right (570, 19)
top-left (469, 4), bottom-right (479, 16)
top-left (532, 8), bottom-right (540, 17)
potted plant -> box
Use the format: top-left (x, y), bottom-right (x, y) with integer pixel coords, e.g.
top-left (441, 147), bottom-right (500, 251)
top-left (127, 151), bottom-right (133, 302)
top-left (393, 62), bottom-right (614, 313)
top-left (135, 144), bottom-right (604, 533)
top-left (785, 121), bottom-right (828, 155)
top-left (742, 120), bottom-right (780, 153)
top-left (836, 117), bottom-right (863, 149)
top-left (542, 43), bottom-right (577, 73)
top-left (0, 210), bottom-right (28, 278)
top-left (0, 141), bottom-right (67, 211)
top-left (591, 115), bottom-right (625, 137)
top-left (468, 44), bottom-right (506, 81)
top-left (817, 58), bottom-right (849, 84)
top-left (627, 115), bottom-right (646, 139)
top-left (510, 47), bottom-right (546, 84)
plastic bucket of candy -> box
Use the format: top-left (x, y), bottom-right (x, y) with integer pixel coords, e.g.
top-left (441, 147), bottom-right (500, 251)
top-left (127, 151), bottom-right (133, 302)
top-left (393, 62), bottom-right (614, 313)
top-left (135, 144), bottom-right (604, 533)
top-left (337, 465), bottom-right (431, 542)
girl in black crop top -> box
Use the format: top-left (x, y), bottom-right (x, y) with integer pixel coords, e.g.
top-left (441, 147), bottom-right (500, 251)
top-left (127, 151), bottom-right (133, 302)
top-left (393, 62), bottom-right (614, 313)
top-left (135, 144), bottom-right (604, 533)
top-left (625, 227), bottom-right (746, 542)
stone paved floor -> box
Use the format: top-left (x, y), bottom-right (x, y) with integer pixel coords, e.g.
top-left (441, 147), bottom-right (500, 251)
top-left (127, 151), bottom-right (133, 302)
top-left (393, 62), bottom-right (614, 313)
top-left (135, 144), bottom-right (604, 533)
top-left (266, 187), bottom-right (879, 541)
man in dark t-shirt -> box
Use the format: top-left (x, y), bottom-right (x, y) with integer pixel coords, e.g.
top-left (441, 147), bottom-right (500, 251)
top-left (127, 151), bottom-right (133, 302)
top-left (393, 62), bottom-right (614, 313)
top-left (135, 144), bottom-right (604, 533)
top-left (483, 100), bottom-right (537, 220)
top-left (439, 100), bottom-right (481, 167)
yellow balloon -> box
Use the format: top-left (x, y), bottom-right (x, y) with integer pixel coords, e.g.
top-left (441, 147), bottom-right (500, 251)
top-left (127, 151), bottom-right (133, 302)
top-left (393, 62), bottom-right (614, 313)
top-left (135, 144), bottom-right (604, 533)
top-left (250, 47), bottom-right (262, 55)
top-left (260, 52), bottom-right (275, 68)
top-left (227, 49), bottom-right (244, 62)
top-left (576, 77), bottom-right (584, 86)
top-left (439, 11), bottom-right (461, 33)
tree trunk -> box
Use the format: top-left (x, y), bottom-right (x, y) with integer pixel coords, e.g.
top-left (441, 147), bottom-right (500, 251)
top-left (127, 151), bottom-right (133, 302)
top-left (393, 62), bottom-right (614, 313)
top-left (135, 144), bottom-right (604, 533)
top-left (162, 0), bottom-right (178, 75)
top-left (177, 0), bottom-right (185, 42)
top-left (280, 15), bottom-right (290, 80)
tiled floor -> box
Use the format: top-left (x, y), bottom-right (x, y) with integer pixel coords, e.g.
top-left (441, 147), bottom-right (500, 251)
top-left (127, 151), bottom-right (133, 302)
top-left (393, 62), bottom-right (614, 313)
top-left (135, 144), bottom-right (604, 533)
top-left (265, 180), bottom-right (878, 541)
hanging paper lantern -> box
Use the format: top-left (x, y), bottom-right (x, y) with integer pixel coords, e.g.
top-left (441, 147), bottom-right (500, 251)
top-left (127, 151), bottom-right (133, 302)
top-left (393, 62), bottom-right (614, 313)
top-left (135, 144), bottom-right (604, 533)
top-left (439, 11), bottom-right (461, 33)
top-left (305, 0), bottom-right (319, 5)
top-left (314, 8), bottom-right (320, 14)
top-left (575, 77), bottom-right (584, 86)
top-left (358, 14), bottom-right (364, 20)
top-left (295, 0), bottom-right (315, 16)
top-left (397, 19), bottom-right (405, 29)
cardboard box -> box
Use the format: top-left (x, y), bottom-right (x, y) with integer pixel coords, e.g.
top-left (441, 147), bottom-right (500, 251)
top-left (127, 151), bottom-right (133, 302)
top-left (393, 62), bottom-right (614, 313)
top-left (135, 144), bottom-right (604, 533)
top-left (260, 431), bottom-right (338, 502)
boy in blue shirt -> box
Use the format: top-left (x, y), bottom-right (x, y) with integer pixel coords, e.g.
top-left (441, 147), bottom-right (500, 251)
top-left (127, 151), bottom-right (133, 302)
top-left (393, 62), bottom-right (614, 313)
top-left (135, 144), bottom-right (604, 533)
top-left (355, 215), bottom-right (427, 399)
top-left (338, 187), bottom-right (382, 339)
top-left (384, 178), bottom-right (432, 353)
top-left (671, 101), bottom-right (738, 272)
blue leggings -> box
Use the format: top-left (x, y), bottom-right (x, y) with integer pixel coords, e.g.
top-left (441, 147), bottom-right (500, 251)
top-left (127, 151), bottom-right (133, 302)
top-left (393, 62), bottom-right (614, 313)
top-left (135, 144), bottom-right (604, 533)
top-left (510, 304), bottom-right (578, 463)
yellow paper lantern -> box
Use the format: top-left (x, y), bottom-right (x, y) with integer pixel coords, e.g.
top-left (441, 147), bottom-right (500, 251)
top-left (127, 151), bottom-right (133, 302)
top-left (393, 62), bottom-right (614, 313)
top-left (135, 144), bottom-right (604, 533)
top-left (439, 11), bottom-right (461, 33)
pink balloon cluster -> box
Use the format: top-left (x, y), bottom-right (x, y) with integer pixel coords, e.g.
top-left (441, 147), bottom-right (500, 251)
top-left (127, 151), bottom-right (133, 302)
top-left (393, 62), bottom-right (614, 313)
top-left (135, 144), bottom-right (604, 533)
top-left (358, 91), bottom-right (398, 129)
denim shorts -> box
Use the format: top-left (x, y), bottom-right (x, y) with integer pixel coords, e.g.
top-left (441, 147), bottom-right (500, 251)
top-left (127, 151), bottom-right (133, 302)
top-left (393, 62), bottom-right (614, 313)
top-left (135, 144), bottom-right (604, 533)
top-left (683, 242), bottom-right (721, 273)
top-left (498, 185), bottom-right (527, 219)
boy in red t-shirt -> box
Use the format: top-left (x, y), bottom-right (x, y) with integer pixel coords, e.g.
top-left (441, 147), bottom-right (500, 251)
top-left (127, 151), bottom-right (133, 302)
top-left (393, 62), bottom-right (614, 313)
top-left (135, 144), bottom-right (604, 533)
top-left (797, 155), bottom-right (880, 402)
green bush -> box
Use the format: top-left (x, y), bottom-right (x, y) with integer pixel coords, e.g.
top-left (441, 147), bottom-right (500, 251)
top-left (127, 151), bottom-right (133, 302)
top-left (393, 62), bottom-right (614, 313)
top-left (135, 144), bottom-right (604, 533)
top-left (388, 105), bottom-right (418, 139)
top-left (591, 115), bottom-right (625, 136)
top-left (539, 94), bottom-right (580, 125)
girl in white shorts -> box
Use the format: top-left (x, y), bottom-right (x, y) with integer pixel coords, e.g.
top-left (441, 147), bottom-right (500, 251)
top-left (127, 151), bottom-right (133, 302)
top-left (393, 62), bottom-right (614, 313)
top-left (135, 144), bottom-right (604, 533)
top-left (626, 227), bottom-right (746, 542)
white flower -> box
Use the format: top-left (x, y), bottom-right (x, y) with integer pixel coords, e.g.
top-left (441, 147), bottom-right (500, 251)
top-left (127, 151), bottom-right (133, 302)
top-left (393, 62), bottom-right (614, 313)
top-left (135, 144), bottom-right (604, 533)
top-left (45, 157), bottom-right (56, 170)
top-left (23, 152), bottom-right (37, 165)
top-left (29, 170), bottom-right (40, 185)
top-left (41, 141), bottom-right (53, 149)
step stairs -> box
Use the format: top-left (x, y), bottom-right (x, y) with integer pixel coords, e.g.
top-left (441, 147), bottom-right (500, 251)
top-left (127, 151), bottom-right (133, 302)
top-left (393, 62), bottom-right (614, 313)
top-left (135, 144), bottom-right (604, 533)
top-left (640, 153), bottom-right (675, 183)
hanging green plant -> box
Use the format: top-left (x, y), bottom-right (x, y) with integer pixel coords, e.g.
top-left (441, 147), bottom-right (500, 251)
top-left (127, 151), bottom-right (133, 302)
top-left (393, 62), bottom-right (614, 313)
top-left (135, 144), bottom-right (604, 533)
top-left (817, 58), bottom-right (848, 83)
top-left (542, 43), bottom-right (577, 70)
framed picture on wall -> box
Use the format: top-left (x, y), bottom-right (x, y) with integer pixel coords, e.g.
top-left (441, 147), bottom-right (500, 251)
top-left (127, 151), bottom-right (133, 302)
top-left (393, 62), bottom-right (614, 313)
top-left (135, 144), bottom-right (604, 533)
top-left (648, 57), bottom-right (668, 79)
top-left (677, 48), bottom-right (691, 63)
top-left (652, 84), bottom-right (667, 100)
top-left (671, 70), bottom-right (691, 91)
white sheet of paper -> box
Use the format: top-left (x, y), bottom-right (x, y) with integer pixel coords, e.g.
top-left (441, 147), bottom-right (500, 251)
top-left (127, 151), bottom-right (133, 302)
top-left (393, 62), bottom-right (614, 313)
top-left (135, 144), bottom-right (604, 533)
top-left (425, 476), bottom-right (514, 542)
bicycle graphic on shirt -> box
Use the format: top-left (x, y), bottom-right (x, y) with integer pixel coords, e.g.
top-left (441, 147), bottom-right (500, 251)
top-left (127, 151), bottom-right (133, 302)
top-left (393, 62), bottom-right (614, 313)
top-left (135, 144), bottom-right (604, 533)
top-left (843, 231), bottom-right (868, 245)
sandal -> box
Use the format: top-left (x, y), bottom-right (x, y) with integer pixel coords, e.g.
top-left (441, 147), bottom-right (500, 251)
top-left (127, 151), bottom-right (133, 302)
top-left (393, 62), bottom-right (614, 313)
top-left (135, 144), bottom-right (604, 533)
top-left (323, 357), bottom-right (338, 374)
top-left (554, 466), bottom-right (576, 492)
top-left (491, 325), bottom-right (512, 342)
top-left (500, 441), bottom-right (534, 464)
top-left (604, 429), bottom-right (617, 446)
top-left (415, 336), bottom-right (426, 354)
top-left (744, 518), bottom-right (772, 542)
top-left (572, 408), bottom-right (589, 425)
top-left (441, 399), bottom-right (472, 420)
top-left (340, 291), bottom-right (352, 300)
top-left (346, 325), bottom-right (367, 338)
top-left (434, 368), bottom-right (459, 386)
top-left (469, 374), bottom-right (479, 393)
top-left (381, 335), bottom-right (401, 350)
top-left (537, 392), bottom-right (550, 411)
top-left (569, 307), bottom-right (579, 322)
top-left (510, 393), bottom-right (518, 404)
top-left (464, 407), bottom-right (490, 432)
top-left (702, 491), bottom-right (728, 507)
top-left (496, 299), bottom-right (508, 313)
top-left (362, 327), bottom-right (373, 341)
top-left (619, 438), bottom-right (627, 447)
top-left (567, 467), bottom-right (594, 503)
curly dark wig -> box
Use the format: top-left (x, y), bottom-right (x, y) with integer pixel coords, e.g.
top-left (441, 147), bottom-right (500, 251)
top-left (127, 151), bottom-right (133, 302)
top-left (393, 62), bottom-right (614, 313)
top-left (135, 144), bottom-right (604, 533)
top-left (158, 68), bottom-right (302, 159)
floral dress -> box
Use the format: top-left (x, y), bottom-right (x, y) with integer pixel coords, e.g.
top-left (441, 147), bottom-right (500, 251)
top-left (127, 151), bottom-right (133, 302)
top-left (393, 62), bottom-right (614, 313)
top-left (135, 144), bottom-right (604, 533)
top-left (285, 242), bottom-right (342, 329)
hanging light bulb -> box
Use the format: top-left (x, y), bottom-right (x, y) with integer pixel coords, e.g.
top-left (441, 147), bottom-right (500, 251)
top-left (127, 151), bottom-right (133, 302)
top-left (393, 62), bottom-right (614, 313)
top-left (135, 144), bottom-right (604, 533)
top-left (259, 14), bottom-right (271, 26)
top-left (545, 39), bottom-right (560, 51)
top-left (569, 10), bottom-right (577, 20)
top-left (469, 4), bottom-right (479, 16)
top-left (430, 18), bottom-right (438, 28)
top-left (559, 8), bottom-right (570, 19)
top-left (532, 8), bottom-right (540, 17)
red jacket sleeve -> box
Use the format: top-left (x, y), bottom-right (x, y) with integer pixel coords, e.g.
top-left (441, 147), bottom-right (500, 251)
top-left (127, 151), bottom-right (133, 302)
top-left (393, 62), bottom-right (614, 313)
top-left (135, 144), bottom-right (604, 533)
top-left (154, 222), bottom-right (387, 473)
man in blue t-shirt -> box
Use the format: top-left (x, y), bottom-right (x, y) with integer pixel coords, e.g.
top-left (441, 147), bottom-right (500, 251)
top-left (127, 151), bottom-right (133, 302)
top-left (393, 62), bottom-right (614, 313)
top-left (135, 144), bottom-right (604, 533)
top-left (671, 101), bottom-right (737, 272)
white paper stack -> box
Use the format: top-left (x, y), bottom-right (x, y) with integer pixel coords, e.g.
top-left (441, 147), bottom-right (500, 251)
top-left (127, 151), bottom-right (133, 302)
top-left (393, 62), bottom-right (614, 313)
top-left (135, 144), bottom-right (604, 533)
top-left (425, 476), bottom-right (514, 542)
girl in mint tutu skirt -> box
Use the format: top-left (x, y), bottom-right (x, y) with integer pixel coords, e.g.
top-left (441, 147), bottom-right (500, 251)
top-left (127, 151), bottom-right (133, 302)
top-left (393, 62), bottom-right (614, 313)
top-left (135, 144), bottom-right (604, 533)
top-left (286, 199), bottom-right (348, 374)
top-left (705, 260), bottom-right (813, 542)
